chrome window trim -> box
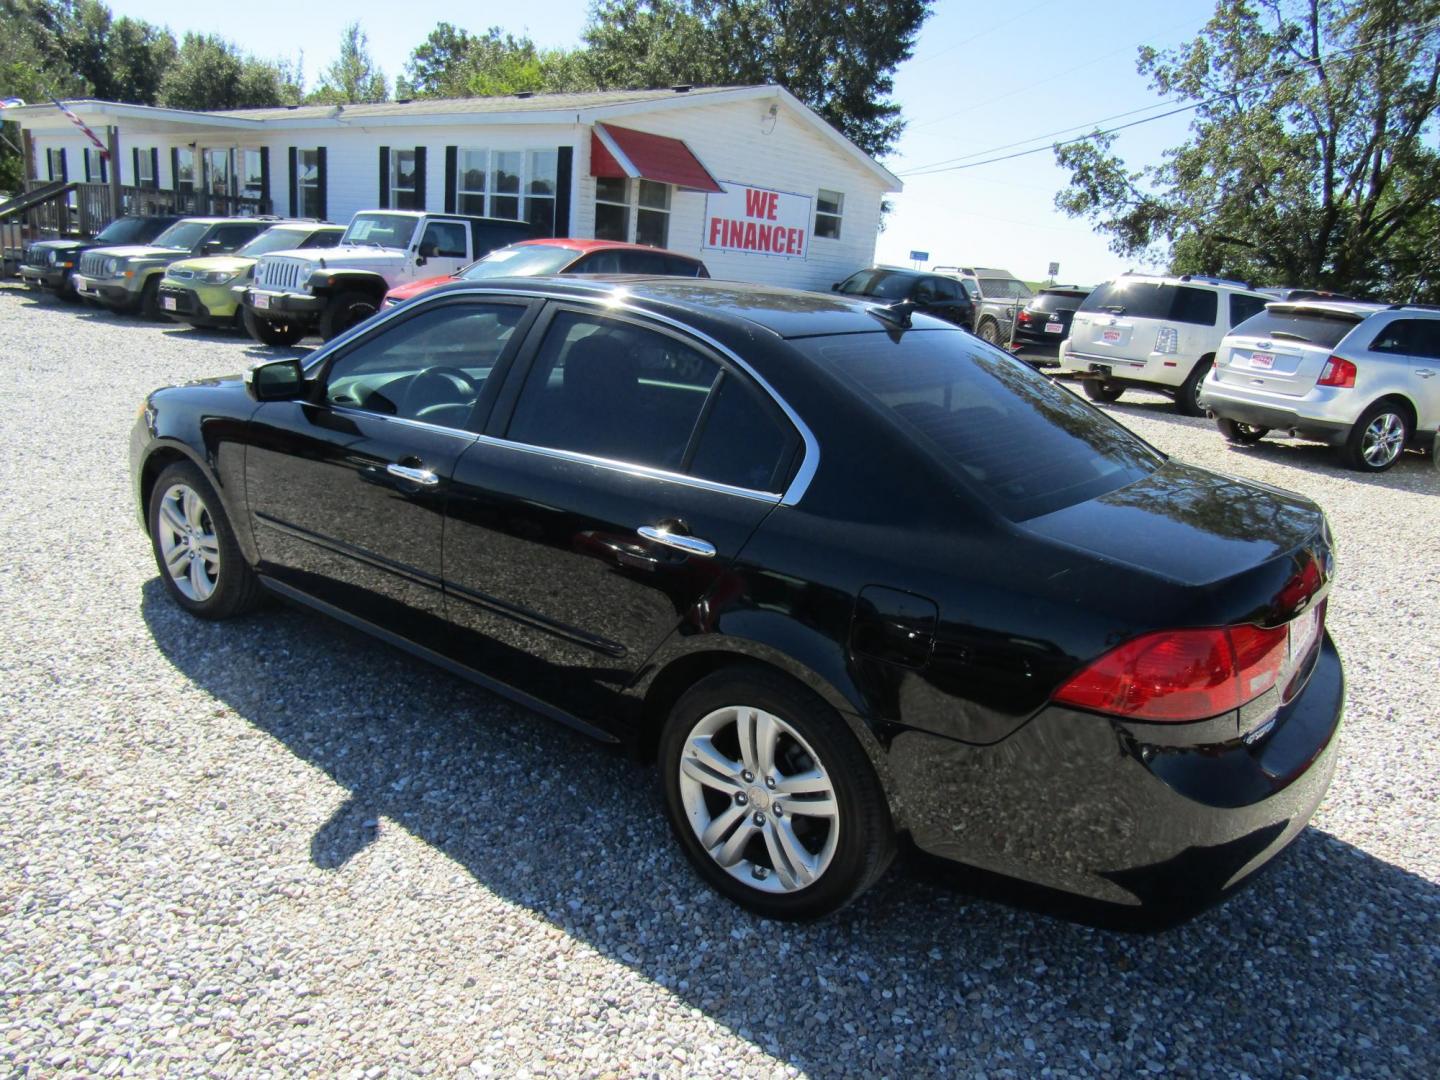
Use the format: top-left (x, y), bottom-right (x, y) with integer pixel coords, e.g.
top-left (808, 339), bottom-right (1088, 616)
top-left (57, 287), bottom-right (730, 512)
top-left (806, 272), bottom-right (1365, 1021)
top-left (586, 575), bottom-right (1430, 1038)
top-left (328, 405), bottom-right (481, 444)
top-left (300, 284), bottom-right (820, 506)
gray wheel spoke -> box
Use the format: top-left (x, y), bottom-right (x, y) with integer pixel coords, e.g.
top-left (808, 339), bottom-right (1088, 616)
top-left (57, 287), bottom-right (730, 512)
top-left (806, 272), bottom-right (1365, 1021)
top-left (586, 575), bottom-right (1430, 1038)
top-left (767, 820), bottom-right (818, 888)
top-left (753, 711), bottom-right (780, 778)
top-left (159, 501), bottom-right (187, 534)
top-left (735, 707), bottom-right (760, 774)
top-left (196, 535), bottom-right (221, 562)
top-left (784, 794), bottom-right (838, 820)
top-left (163, 544), bottom-right (189, 575)
top-left (699, 801), bottom-right (748, 849)
top-left (714, 816), bottom-right (756, 867)
top-left (182, 489), bottom-right (206, 529)
top-left (188, 558), bottom-right (212, 600)
top-left (681, 739), bottom-right (741, 794)
top-left (775, 768), bottom-right (830, 796)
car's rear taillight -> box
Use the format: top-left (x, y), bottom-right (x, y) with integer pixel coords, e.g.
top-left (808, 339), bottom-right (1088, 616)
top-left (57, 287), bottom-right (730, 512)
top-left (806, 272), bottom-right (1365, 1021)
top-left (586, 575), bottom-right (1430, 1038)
top-left (1054, 624), bottom-right (1289, 722)
top-left (1017, 311), bottom-right (1032, 324)
top-left (1317, 356), bottom-right (1356, 388)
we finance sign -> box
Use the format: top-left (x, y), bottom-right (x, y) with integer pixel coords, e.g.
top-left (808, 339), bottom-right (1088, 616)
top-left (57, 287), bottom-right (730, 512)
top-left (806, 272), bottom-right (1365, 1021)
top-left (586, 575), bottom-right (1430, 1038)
top-left (704, 182), bottom-right (812, 260)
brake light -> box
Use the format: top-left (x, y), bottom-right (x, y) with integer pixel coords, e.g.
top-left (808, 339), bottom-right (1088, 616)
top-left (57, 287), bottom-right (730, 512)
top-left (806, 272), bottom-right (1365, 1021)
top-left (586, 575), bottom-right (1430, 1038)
top-left (1317, 355), bottom-right (1356, 388)
top-left (1054, 624), bottom-right (1289, 722)
top-left (1017, 311), bottom-right (1032, 324)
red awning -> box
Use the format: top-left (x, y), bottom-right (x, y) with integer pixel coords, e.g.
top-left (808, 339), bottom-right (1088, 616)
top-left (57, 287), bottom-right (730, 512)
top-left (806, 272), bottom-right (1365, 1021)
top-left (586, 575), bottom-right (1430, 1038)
top-left (589, 122), bottom-right (723, 193)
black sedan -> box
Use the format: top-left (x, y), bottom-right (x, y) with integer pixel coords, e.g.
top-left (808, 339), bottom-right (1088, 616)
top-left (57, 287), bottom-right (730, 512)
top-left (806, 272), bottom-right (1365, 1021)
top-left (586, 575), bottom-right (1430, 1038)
top-left (1011, 285), bottom-right (1092, 363)
top-left (131, 277), bottom-right (1343, 922)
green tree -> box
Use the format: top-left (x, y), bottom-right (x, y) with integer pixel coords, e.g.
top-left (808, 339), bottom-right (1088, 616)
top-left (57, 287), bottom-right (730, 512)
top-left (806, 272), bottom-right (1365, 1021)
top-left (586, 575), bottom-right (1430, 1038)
top-left (580, 1), bottom-right (932, 158)
top-left (0, 0), bottom-right (174, 104)
top-left (401, 23), bottom-right (590, 98)
top-left (158, 33), bottom-right (295, 110)
top-left (311, 22), bottom-right (388, 104)
top-left (1054, 0), bottom-right (1440, 300)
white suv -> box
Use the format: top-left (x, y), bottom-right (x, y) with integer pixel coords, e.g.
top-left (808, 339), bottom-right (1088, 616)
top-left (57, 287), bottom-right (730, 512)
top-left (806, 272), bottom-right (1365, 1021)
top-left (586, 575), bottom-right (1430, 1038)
top-left (1057, 274), bottom-right (1271, 414)
top-left (1200, 301), bottom-right (1440, 472)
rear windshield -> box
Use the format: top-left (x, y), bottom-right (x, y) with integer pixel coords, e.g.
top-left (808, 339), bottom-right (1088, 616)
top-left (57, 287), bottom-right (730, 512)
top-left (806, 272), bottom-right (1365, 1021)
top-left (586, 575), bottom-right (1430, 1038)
top-left (1080, 281), bottom-right (1218, 325)
top-left (837, 270), bottom-right (914, 300)
top-left (1231, 308), bottom-right (1363, 349)
top-left (459, 244), bottom-right (578, 279)
top-left (795, 331), bottom-right (1163, 520)
top-left (1029, 290), bottom-right (1089, 313)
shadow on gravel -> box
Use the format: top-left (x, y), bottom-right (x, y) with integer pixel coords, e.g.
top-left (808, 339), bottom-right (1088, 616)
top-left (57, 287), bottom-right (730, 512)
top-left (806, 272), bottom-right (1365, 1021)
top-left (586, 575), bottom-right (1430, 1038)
top-left (140, 580), bottom-right (1438, 1078)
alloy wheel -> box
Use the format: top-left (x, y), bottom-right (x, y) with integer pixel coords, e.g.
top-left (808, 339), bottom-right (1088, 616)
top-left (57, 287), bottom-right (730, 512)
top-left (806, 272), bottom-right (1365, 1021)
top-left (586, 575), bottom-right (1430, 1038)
top-left (156, 483), bottom-right (221, 601)
top-left (677, 705), bottom-right (839, 894)
top-left (1361, 412), bottom-right (1405, 468)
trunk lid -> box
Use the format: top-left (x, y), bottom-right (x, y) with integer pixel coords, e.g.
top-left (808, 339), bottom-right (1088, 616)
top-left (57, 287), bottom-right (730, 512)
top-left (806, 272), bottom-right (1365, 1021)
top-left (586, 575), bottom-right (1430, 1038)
top-left (1213, 303), bottom-right (1376, 398)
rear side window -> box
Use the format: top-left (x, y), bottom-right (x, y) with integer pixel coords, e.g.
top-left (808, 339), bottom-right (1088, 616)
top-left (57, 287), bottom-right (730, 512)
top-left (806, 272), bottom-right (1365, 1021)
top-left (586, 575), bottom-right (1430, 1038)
top-left (688, 375), bottom-right (792, 491)
top-left (1232, 309), bottom-right (1362, 350)
top-left (837, 270), bottom-right (914, 300)
top-left (797, 331), bottom-right (1163, 520)
top-left (666, 256), bottom-right (707, 277)
top-left (1080, 282), bottom-right (1218, 325)
top-left (1229, 293), bottom-right (1268, 326)
top-left (933, 277), bottom-right (963, 301)
top-left (1369, 318), bottom-right (1440, 359)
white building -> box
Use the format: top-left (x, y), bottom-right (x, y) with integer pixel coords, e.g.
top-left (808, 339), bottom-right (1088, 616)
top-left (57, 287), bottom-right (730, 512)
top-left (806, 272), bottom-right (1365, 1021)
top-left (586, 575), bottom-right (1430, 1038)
top-left (7, 85), bottom-right (900, 291)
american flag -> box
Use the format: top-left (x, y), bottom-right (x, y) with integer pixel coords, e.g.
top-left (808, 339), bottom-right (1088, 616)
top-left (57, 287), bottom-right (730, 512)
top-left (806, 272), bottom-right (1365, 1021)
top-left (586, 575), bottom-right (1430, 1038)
top-left (0, 97), bottom-right (27, 109)
top-left (51, 98), bottom-right (109, 159)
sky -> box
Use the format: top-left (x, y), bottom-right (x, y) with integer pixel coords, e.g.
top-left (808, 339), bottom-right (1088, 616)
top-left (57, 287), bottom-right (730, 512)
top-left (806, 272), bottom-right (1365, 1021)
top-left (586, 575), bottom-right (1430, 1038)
top-left (108, 0), bottom-right (1222, 285)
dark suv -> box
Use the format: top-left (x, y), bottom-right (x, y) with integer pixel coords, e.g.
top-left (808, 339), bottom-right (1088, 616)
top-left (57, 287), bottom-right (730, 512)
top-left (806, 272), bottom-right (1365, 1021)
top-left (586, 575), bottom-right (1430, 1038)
top-left (832, 267), bottom-right (974, 329)
top-left (1012, 286), bottom-right (1093, 365)
top-left (19, 215), bottom-right (180, 299)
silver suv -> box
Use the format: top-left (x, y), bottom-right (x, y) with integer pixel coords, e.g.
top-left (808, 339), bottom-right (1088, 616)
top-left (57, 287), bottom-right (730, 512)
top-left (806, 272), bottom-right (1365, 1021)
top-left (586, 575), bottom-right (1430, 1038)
top-left (1200, 301), bottom-right (1440, 472)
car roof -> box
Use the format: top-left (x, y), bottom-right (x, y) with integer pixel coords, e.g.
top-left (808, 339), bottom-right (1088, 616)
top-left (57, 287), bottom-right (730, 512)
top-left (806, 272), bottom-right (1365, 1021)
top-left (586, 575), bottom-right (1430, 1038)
top-left (422, 275), bottom-right (952, 339)
top-left (1109, 273), bottom-right (1263, 293)
top-left (510, 237), bottom-right (701, 259)
top-left (1267, 300), bottom-right (1391, 319)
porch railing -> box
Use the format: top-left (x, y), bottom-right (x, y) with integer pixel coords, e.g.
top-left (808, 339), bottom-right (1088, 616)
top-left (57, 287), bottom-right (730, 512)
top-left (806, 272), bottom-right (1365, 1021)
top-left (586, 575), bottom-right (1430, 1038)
top-left (19, 180), bottom-right (273, 239)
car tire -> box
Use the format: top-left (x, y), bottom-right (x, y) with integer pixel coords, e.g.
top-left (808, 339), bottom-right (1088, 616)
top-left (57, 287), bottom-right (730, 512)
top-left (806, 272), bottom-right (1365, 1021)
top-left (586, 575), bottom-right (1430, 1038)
top-left (1176, 356), bottom-right (1213, 416)
top-left (147, 461), bottom-right (263, 620)
top-left (1083, 379), bottom-right (1124, 403)
top-left (658, 666), bottom-right (895, 920)
top-left (319, 290), bottom-right (378, 341)
top-left (58, 273), bottom-right (80, 303)
top-left (1217, 417), bottom-right (1268, 445)
top-left (137, 275), bottom-right (161, 320)
top-left (1341, 401), bottom-right (1411, 472)
top-left (243, 307), bottom-right (306, 346)
top-left (977, 319), bottom-right (1000, 345)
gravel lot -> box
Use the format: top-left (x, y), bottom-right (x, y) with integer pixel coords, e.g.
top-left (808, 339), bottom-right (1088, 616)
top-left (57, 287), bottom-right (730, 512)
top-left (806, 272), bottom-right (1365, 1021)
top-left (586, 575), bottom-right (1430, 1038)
top-left (1, 284), bottom-right (1436, 1079)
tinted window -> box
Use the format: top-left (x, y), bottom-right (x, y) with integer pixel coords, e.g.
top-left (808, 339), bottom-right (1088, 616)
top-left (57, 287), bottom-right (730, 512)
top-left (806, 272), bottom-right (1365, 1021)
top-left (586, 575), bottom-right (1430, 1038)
top-left (151, 221), bottom-right (211, 250)
top-left (914, 279), bottom-right (939, 302)
top-left (421, 221), bottom-right (468, 258)
top-left (688, 375), bottom-right (793, 492)
top-left (324, 302), bottom-right (524, 427)
top-left (1232, 308), bottom-right (1362, 350)
top-left (300, 229), bottom-right (344, 250)
top-left (795, 330), bottom-right (1163, 520)
top-left (665, 255), bottom-right (707, 278)
top-left (837, 270), bottom-right (915, 301)
top-left (210, 224), bottom-right (261, 251)
top-left (932, 277), bottom-right (964, 301)
top-left (1229, 293), bottom-right (1268, 327)
top-left (1368, 318), bottom-right (1440, 358)
top-left (471, 220), bottom-right (534, 258)
top-left (1080, 282), bottom-right (1218, 325)
top-left (1029, 290), bottom-right (1088, 313)
top-left (1409, 321), bottom-right (1440, 360)
top-left (615, 250), bottom-right (671, 274)
top-left (506, 311), bottom-right (719, 471)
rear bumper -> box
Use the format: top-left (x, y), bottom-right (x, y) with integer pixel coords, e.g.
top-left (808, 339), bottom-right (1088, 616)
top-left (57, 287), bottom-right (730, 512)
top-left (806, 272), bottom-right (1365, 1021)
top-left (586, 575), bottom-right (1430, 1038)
top-left (1059, 347), bottom-right (1188, 389)
top-left (243, 287), bottom-right (321, 325)
top-left (1201, 387), bottom-right (1353, 444)
top-left (892, 635), bottom-right (1344, 924)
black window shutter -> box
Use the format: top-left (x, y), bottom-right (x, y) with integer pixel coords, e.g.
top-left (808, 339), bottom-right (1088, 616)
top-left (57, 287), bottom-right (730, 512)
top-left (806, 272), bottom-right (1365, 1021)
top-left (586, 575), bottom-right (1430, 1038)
top-left (379, 146), bottom-right (390, 208)
top-left (150, 148), bottom-right (159, 189)
top-left (288, 147), bottom-right (298, 216)
top-left (61, 149), bottom-right (67, 182)
top-left (98, 154), bottom-right (106, 183)
top-left (444, 146), bottom-right (457, 214)
top-left (259, 147), bottom-right (271, 210)
top-left (170, 147), bottom-right (179, 190)
top-left (413, 146), bottom-right (426, 210)
top-left (554, 146), bottom-right (573, 237)
top-left (316, 147), bottom-right (328, 221)
top-left (81, 150), bottom-right (89, 183)
top-left (132, 147), bottom-right (140, 187)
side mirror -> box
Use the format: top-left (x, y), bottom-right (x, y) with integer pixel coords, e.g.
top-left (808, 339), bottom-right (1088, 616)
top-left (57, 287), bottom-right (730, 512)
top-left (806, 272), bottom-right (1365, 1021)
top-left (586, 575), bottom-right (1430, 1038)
top-left (831, 282), bottom-right (840, 291)
top-left (415, 254), bottom-right (428, 267)
top-left (244, 357), bottom-right (306, 401)
top-left (203, 239), bottom-right (225, 252)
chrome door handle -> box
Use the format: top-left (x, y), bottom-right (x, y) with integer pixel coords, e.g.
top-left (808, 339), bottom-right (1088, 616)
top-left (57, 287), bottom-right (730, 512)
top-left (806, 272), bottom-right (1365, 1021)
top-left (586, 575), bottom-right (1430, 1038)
top-left (1415, 369), bottom-right (1436, 378)
top-left (386, 463), bottom-right (439, 485)
top-left (637, 525), bottom-right (716, 558)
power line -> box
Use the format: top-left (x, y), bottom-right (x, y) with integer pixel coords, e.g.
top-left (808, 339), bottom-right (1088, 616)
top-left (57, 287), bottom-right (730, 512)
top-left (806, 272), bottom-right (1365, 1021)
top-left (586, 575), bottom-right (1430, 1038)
top-left (898, 17), bottom-right (1440, 178)
top-left (907, 1), bottom-right (1055, 67)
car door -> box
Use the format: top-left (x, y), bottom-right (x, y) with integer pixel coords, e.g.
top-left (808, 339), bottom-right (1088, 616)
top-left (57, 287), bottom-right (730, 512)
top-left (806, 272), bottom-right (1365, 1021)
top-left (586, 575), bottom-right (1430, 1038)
top-left (440, 302), bottom-right (801, 720)
top-left (1374, 318), bottom-right (1440, 431)
top-left (923, 276), bottom-right (972, 328)
top-left (416, 219), bottom-right (472, 280)
top-left (244, 296), bottom-right (536, 637)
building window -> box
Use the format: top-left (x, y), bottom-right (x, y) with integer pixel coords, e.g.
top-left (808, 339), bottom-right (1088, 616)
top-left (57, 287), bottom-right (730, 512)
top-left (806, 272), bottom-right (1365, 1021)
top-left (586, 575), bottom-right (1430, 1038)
top-left (174, 148), bottom-right (195, 194)
top-left (594, 178), bottom-right (671, 247)
top-left (298, 150), bottom-right (322, 218)
top-left (137, 150), bottom-right (155, 187)
top-left (46, 148), bottom-right (66, 182)
top-left (84, 148), bottom-right (107, 183)
top-left (815, 189), bottom-right (843, 240)
top-left (526, 150), bottom-right (558, 235)
top-left (456, 148), bottom-right (549, 224)
top-left (238, 149), bottom-right (264, 203)
top-left (392, 149), bottom-right (419, 209)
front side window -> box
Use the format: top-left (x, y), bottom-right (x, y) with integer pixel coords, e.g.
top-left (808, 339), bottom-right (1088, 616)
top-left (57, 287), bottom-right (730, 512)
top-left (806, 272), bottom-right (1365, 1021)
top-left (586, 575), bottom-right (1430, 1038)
top-left (298, 149), bottom-right (322, 218)
top-left (392, 149), bottom-right (419, 210)
top-left (797, 330), bottom-right (1163, 520)
top-left (420, 221), bottom-right (467, 259)
top-left (837, 270), bottom-right (914, 300)
top-left (506, 311), bottom-right (719, 471)
top-left (151, 220), bottom-right (211, 250)
top-left (593, 178), bottom-right (671, 247)
top-left (815, 189), bottom-right (843, 240)
top-left (324, 302), bottom-right (526, 426)
top-left (209, 223), bottom-right (262, 251)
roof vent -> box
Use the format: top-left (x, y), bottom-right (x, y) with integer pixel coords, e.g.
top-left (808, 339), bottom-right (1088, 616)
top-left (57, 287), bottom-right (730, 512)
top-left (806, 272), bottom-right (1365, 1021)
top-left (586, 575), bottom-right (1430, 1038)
top-left (672, 84), bottom-right (692, 93)
top-left (515, 90), bottom-right (535, 99)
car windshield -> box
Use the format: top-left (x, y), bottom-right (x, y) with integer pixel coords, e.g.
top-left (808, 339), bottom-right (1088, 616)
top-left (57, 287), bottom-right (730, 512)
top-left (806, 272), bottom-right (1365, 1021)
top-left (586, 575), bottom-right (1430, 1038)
top-left (94, 218), bottom-right (157, 245)
top-left (1231, 308), bottom-right (1364, 349)
top-left (837, 271), bottom-right (914, 300)
top-left (459, 244), bottom-right (579, 280)
top-left (340, 213), bottom-right (417, 249)
top-left (150, 221), bottom-right (211, 250)
top-left (1029, 290), bottom-right (1089, 313)
top-left (978, 277), bottom-right (1032, 300)
top-left (796, 330), bottom-right (1163, 520)
top-left (238, 228), bottom-right (315, 257)
top-left (1079, 281), bottom-right (1219, 325)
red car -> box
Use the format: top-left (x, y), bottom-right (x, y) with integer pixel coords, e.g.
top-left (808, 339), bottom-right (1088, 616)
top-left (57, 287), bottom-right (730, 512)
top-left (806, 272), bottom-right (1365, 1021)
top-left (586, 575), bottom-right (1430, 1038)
top-left (382, 238), bottom-right (709, 308)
